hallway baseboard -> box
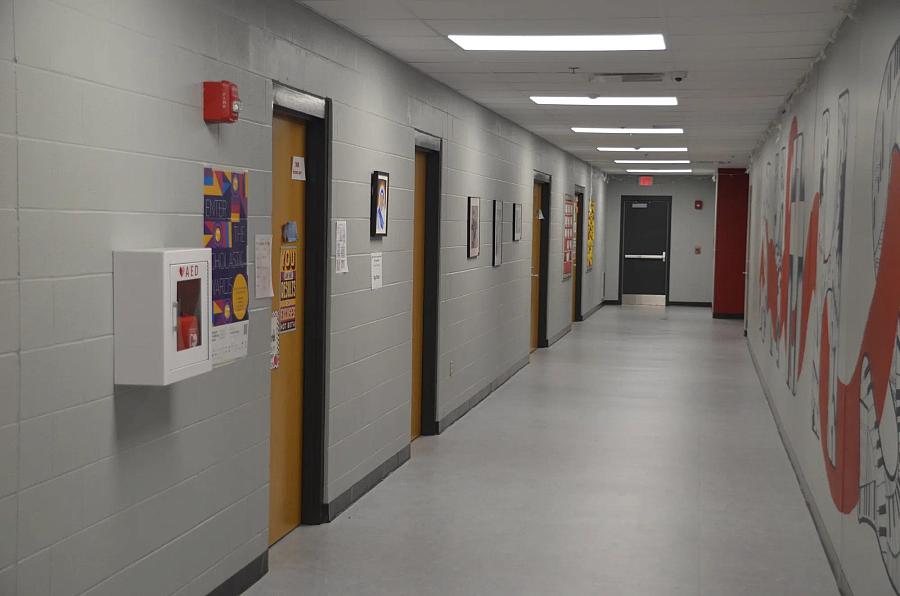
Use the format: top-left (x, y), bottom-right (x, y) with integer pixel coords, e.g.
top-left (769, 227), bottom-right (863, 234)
top-left (668, 301), bottom-right (712, 307)
top-left (747, 344), bottom-right (853, 596)
top-left (581, 301), bottom-right (605, 320)
top-left (326, 445), bottom-right (412, 522)
top-left (713, 312), bottom-right (744, 320)
top-left (208, 550), bottom-right (268, 596)
top-left (541, 324), bottom-right (571, 348)
top-left (437, 355), bottom-right (530, 434)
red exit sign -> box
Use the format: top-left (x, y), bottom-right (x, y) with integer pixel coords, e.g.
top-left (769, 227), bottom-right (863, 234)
top-left (639, 176), bottom-right (654, 187)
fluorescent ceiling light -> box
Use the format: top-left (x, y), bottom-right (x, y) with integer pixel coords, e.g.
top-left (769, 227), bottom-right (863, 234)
top-left (615, 159), bottom-right (691, 164)
top-left (573, 127), bottom-right (683, 134)
top-left (626, 169), bottom-right (693, 174)
top-left (449, 34), bottom-right (665, 52)
top-left (532, 96), bottom-right (678, 106)
top-left (597, 147), bottom-right (688, 152)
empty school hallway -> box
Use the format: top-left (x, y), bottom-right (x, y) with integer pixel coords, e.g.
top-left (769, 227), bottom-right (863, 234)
top-left (248, 307), bottom-right (838, 596)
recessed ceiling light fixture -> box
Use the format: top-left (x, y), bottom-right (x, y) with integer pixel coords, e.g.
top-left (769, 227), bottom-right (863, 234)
top-left (532, 96), bottom-right (678, 106)
top-left (572, 127), bottom-right (683, 134)
top-left (615, 159), bottom-right (691, 164)
top-left (448, 34), bottom-right (666, 52)
top-left (597, 147), bottom-right (688, 152)
top-left (626, 169), bottom-right (693, 174)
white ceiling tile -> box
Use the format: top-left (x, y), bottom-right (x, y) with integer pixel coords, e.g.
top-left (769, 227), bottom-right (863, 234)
top-left (301, 0), bottom-right (849, 168)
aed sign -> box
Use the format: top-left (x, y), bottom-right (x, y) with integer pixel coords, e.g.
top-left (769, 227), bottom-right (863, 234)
top-left (639, 176), bottom-right (654, 187)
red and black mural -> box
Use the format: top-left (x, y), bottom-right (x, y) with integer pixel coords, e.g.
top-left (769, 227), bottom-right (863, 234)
top-left (755, 36), bottom-right (900, 592)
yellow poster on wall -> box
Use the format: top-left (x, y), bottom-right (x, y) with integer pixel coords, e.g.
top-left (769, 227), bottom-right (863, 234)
top-left (586, 198), bottom-right (596, 271)
top-left (278, 245), bottom-right (297, 333)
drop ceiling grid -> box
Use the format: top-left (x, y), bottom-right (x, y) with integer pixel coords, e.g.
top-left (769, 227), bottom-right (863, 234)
top-left (300, 0), bottom-right (847, 173)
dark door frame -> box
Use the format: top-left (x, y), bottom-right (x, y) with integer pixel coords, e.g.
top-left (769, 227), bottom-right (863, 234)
top-left (617, 195), bottom-right (672, 305)
top-left (573, 187), bottom-right (585, 322)
top-left (535, 173), bottom-right (551, 348)
top-left (273, 84), bottom-right (332, 525)
top-left (415, 136), bottom-right (442, 436)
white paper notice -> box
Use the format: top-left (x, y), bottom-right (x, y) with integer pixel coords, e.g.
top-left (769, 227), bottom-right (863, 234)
top-left (255, 234), bottom-right (274, 299)
top-left (371, 252), bottom-right (383, 290)
top-left (211, 322), bottom-right (248, 365)
top-left (291, 156), bottom-right (306, 181)
top-left (335, 220), bottom-right (349, 274)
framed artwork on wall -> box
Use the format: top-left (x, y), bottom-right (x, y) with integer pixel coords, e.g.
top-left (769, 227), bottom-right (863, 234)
top-left (563, 196), bottom-right (575, 279)
top-left (493, 200), bottom-right (503, 267)
top-left (370, 171), bottom-right (389, 236)
top-left (467, 197), bottom-right (481, 258)
top-left (513, 204), bottom-right (523, 241)
top-left (586, 198), bottom-right (596, 271)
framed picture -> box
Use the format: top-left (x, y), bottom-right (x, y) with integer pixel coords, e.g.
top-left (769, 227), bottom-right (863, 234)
top-left (493, 200), bottom-right (503, 267)
top-left (370, 171), bottom-right (389, 236)
top-left (513, 204), bottom-right (523, 241)
top-left (467, 197), bottom-right (480, 258)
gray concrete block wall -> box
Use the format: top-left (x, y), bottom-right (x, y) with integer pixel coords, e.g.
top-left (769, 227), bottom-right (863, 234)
top-left (0, 0), bottom-right (608, 593)
top-left (0, 0), bottom-right (17, 590)
top-left (604, 176), bottom-right (716, 303)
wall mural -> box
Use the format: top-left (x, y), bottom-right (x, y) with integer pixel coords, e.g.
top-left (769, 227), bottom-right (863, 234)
top-left (753, 35), bottom-right (900, 592)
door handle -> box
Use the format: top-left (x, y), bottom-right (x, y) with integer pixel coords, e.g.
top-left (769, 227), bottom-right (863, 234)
top-left (625, 254), bottom-right (666, 261)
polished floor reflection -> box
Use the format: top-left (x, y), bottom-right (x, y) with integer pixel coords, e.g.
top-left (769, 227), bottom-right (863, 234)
top-left (247, 306), bottom-right (838, 596)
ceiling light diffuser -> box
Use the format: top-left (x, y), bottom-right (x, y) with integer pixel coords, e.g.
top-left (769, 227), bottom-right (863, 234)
top-left (597, 147), bottom-right (688, 152)
top-left (615, 159), bottom-right (691, 164)
top-left (626, 169), bottom-right (693, 174)
top-left (532, 96), bottom-right (678, 106)
top-left (572, 127), bottom-right (683, 134)
top-left (448, 34), bottom-right (666, 52)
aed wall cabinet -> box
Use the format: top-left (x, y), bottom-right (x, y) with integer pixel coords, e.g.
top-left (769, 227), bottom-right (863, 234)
top-left (114, 248), bottom-right (213, 386)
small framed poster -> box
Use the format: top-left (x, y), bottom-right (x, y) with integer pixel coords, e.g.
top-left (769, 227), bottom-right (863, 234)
top-left (370, 171), bottom-right (389, 236)
top-left (493, 200), bottom-right (503, 267)
top-left (513, 204), bottom-right (523, 241)
top-left (467, 197), bottom-right (481, 259)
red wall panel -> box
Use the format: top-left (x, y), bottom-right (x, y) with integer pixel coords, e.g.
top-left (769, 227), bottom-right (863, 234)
top-left (713, 169), bottom-right (749, 317)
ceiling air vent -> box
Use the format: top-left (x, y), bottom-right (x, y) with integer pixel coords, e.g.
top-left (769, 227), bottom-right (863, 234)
top-left (590, 72), bottom-right (666, 84)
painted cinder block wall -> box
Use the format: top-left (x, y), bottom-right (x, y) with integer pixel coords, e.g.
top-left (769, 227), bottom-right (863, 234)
top-left (0, 0), bottom-right (605, 593)
top-left (604, 175), bottom-right (716, 303)
top-left (746, 0), bottom-right (900, 593)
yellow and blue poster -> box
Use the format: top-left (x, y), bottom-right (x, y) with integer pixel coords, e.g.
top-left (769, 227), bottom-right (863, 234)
top-left (204, 167), bottom-right (249, 363)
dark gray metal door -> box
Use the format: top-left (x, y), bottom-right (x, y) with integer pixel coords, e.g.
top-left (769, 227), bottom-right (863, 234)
top-left (621, 197), bottom-right (671, 305)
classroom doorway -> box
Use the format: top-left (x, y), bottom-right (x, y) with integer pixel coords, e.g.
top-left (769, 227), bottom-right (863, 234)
top-left (573, 190), bottom-right (585, 322)
top-left (269, 85), bottom-right (331, 543)
top-left (412, 135), bottom-right (441, 437)
top-left (531, 176), bottom-right (550, 351)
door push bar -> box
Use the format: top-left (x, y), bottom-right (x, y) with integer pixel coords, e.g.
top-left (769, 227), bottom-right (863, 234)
top-left (624, 251), bottom-right (666, 262)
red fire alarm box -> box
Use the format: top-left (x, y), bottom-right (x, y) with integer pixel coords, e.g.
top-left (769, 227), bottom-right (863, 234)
top-left (639, 176), bottom-right (654, 187)
top-left (203, 81), bottom-right (241, 123)
top-left (695, 200), bottom-right (703, 210)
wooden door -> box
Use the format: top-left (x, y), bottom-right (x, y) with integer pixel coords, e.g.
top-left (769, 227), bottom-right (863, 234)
top-left (411, 151), bottom-right (426, 439)
top-left (531, 183), bottom-right (542, 352)
top-left (269, 113), bottom-right (306, 546)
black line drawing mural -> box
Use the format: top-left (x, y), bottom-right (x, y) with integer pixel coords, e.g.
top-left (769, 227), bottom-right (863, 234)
top-left (754, 35), bottom-right (900, 594)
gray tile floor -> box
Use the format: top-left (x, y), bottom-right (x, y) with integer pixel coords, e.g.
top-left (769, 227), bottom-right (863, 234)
top-left (247, 306), bottom-right (839, 595)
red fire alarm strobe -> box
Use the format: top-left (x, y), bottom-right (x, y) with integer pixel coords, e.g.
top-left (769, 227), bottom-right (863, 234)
top-left (203, 81), bottom-right (241, 123)
top-left (638, 176), bottom-right (654, 187)
top-left (694, 200), bottom-right (703, 210)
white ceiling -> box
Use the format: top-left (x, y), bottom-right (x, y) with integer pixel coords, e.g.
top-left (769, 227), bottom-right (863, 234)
top-left (300, 0), bottom-right (851, 175)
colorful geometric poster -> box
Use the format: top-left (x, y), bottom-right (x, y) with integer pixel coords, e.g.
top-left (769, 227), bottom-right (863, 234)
top-left (563, 197), bottom-right (575, 279)
top-left (203, 167), bottom-right (249, 363)
top-left (586, 198), bottom-right (596, 271)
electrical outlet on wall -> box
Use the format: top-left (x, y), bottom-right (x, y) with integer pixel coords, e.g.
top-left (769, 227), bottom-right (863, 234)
top-left (449, 360), bottom-right (455, 376)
